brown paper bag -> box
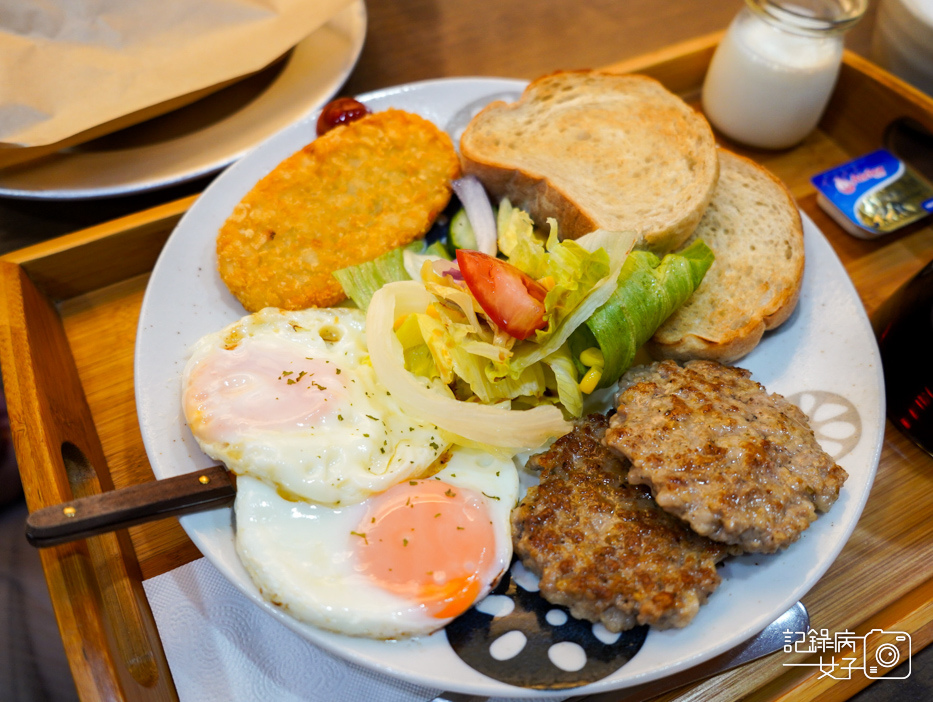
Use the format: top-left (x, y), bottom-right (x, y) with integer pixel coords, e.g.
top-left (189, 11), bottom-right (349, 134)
top-left (0, 0), bottom-right (355, 169)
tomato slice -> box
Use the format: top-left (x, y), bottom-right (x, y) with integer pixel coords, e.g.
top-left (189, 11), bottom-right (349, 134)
top-left (455, 249), bottom-right (548, 340)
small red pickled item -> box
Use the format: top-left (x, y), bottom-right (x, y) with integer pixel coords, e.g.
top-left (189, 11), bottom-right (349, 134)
top-left (316, 97), bottom-right (371, 136)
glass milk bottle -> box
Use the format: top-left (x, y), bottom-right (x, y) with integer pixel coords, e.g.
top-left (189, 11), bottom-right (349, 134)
top-left (702, 0), bottom-right (867, 150)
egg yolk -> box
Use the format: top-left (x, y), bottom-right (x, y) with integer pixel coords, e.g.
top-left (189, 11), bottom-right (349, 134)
top-left (354, 479), bottom-right (498, 619)
top-left (185, 339), bottom-right (344, 444)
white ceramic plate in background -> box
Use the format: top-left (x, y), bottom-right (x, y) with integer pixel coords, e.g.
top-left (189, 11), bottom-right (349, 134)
top-left (0, 1), bottom-right (366, 200)
top-left (134, 77), bottom-right (885, 698)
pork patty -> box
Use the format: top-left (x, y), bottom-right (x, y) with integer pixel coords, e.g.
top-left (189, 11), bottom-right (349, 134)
top-left (512, 414), bottom-right (730, 632)
top-left (604, 360), bottom-right (848, 553)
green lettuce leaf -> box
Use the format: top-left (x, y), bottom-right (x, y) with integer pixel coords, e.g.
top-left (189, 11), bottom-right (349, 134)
top-left (569, 239), bottom-right (715, 388)
top-left (417, 313), bottom-right (547, 403)
top-left (497, 209), bottom-right (614, 363)
top-left (334, 240), bottom-right (450, 310)
top-left (542, 344), bottom-right (583, 418)
top-left (496, 198), bottom-right (546, 272)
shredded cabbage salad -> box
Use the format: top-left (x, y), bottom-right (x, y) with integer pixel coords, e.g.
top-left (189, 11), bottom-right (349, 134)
top-left (337, 176), bottom-right (713, 451)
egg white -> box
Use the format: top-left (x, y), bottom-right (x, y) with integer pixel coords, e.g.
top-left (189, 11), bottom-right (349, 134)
top-left (234, 445), bottom-right (519, 639)
top-left (182, 307), bottom-right (449, 506)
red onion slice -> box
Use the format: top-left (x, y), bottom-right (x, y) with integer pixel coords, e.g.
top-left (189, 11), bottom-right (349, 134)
top-left (432, 259), bottom-right (463, 280)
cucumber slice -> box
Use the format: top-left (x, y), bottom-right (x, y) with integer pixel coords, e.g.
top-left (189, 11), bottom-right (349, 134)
top-left (449, 208), bottom-right (477, 251)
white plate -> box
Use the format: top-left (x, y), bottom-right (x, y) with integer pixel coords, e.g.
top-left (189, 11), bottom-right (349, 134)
top-left (0, 1), bottom-right (366, 201)
top-left (134, 77), bottom-right (885, 698)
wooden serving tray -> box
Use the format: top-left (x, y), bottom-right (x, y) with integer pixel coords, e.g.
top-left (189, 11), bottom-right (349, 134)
top-left (2, 32), bottom-right (932, 701)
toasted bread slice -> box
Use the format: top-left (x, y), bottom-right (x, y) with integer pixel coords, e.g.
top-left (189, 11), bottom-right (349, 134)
top-left (646, 150), bottom-right (804, 363)
top-left (459, 70), bottom-right (719, 252)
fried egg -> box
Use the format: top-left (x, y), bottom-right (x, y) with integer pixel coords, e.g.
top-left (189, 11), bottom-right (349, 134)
top-left (234, 445), bottom-right (518, 638)
top-left (182, 307), bottom-right (449, 506)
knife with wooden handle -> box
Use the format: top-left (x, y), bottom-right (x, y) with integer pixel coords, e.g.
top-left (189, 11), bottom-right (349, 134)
top-left (25, 464), bottom-right (235, 547)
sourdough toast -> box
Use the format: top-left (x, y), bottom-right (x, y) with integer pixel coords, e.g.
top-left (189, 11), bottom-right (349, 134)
top-left (459, 70), bottom-right (719, 253)
top-left (647, 150), bottom-right (804, 362)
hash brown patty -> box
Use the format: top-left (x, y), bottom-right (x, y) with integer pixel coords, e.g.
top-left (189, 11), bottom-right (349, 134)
top-left (217, 109), bottom-right (461, 311)
top-left (512, 414), bottom-right (730, 632)
top-left (604, 360), bottom-right (848, 553)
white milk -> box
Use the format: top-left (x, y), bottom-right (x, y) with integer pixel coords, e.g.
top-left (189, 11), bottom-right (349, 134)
top-left (702, 7), bottom-right (846, 149)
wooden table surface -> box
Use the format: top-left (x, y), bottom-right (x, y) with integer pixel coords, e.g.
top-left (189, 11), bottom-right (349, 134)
top-left (4, 1), bottom-right (933, 701)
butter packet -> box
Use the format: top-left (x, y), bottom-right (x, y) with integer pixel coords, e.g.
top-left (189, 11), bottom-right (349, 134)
top-left (811, 149), bottom-right (933, 239)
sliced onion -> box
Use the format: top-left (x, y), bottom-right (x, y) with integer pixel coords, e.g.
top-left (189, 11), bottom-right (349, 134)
top-left (366, 281), bottom-right (571, 450)
top-left (431, 258), bottom-right (462, 280)
top-left (403, 249), bottom-right (439, 281)
top-left (451, 175), bottom-right (498, 256)
top-left (403, 250), bottom-right (462, 283)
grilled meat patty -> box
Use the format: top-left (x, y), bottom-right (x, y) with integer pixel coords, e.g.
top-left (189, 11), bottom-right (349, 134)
top-left (604, 360), bottom-right (848, 553)
top-left (512, 414), bottom-right (730, 632)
